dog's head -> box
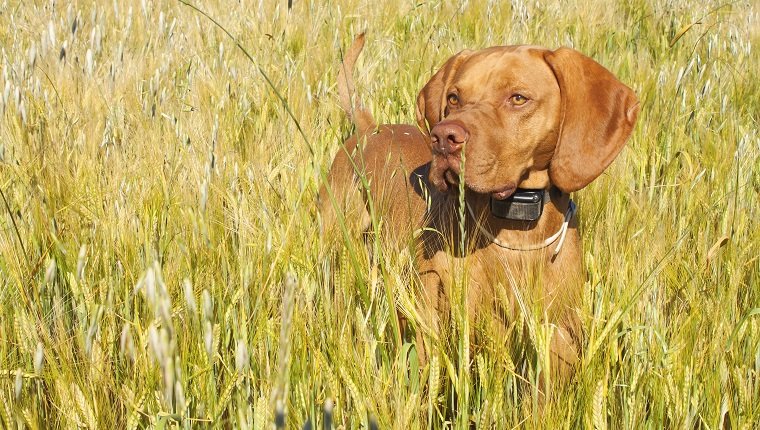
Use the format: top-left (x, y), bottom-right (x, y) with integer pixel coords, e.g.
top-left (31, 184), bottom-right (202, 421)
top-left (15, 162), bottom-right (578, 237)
top-left (416, 46), bottom-right (639, 197)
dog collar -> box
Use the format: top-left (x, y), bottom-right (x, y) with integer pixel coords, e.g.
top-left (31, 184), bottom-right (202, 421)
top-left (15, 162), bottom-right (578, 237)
top-left (468, 192), bottom-right (577, 257)
top-left (490, 189), bottom-right (549, 221)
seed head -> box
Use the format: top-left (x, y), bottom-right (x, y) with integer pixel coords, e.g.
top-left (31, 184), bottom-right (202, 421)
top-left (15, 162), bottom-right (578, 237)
top-left (235, 339), bottom-right (249, 372)
top-left (14, 369), bottom-right (22, 400)
top-left (203, 320), bottom-right (213, 358)
top-left (183, 278), bottom-right (197, 315)
top-left (34, 342), bottom-right (44, 373)
top-left (120, 324), bottom-right (135, 361)
top-left (44, 258), bottom-right (56, 285)
top-left (76, 245), bottom-right (87, 280)
top-left (48, 20), bottom-right (56, 45)
top-left (202, 289), bottom-right (212, 320)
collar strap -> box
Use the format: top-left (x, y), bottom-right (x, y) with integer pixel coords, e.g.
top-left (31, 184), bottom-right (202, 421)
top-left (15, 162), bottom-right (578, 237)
top-left (490, 189), bottom-right (549, 221)
top-left (467, 199), bottom-right (577, 257)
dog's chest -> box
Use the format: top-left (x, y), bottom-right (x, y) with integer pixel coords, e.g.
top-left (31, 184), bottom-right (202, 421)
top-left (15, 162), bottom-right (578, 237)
top-left (425, 245), bottom-right (542, 312)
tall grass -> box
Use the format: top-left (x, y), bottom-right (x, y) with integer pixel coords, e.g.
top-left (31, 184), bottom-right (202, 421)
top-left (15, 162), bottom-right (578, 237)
top-left (0, 0), bottom-right (757, 428)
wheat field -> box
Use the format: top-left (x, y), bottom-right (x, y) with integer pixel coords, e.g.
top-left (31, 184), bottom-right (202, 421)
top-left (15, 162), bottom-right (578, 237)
top-left (0, 0), bottom-right (757, 428)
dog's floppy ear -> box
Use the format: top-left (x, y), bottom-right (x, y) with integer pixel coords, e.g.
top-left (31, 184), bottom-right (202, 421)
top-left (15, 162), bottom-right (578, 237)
top-left (416, 50), bottom-right (472, 134)
top-left (544, 48), bottom-right (639, 193)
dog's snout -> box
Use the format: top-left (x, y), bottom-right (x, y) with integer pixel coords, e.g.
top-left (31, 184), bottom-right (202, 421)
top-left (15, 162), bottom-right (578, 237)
top-left (431, 122), bottom-right (468, 155)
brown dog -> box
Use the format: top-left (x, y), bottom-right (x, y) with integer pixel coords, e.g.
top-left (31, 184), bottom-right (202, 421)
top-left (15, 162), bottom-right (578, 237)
top-left (320, 34), bottom-right (638, 378)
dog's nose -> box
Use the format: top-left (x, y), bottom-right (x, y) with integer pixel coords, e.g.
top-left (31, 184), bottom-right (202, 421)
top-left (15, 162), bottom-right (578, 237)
top-left (431, 122), bottom-right (468, 155)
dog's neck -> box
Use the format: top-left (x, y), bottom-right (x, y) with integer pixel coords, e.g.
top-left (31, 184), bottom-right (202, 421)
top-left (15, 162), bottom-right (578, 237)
top-left (488, 169), bottom-right (558, 221)
top-left (463, 186), bottom-right (572, 249)
top-left (489, 189), bottom-right (549, 221)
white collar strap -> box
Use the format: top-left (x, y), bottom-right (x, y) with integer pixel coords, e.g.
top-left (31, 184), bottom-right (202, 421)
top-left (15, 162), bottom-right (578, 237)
top-left (467, 199), bottom-right (577, 257)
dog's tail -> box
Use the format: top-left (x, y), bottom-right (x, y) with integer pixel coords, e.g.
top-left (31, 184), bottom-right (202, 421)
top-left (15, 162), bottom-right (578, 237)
top-left (337, 33), bottom-right (376, 134)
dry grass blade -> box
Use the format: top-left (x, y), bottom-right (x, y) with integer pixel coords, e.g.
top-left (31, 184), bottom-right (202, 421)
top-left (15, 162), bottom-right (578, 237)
top-left (706, 234), bottom-right (729, 267)
top-left (670, 23), bottom-right (700, 47)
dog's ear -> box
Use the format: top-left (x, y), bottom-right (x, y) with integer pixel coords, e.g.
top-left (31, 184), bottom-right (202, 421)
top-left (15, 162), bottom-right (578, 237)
top-left (544, 48), bottom-right (639, 193)
top-left (416, 50), bottom-right (472, 134)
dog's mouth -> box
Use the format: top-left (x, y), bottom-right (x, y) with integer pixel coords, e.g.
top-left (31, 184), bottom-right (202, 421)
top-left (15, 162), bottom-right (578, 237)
top-left (490, 184), bottom-right (517, 200)
top-left (444, 169), bottom-right (460, 187)
top-left (441, 167), bottom-right (516, 200)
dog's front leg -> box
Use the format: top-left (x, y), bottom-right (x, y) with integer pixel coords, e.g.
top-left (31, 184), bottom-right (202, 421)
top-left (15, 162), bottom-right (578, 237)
top-left (412, 257), bottom-right (450, 366)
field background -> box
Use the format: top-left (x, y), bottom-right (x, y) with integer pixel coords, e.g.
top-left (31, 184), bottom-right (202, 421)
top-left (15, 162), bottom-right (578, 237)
top-left (0, 0), bottom-right (758, 428)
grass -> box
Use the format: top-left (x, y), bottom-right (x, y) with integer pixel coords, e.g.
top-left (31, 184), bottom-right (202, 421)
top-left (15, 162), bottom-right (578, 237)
top-left (0, 0), bottom-right (758, 428)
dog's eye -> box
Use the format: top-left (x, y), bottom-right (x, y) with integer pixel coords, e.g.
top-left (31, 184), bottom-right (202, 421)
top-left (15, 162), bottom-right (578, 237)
top-left (447, 93), bottom-right (459, 106)
top-left (509, 94), bottom-right (528, 106)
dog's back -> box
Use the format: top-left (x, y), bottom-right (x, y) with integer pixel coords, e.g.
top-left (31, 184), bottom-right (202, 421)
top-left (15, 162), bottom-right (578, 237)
top-left (318, 35), bottom-right (431, 242)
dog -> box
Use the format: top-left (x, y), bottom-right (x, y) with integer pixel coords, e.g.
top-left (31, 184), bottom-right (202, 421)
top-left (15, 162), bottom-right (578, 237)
top-left (320, 34), bottom-right (638, 379)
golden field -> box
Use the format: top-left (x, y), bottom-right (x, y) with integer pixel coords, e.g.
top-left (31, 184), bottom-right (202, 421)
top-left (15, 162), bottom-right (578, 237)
top-left (0, 0), bottom-right (757, 428)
